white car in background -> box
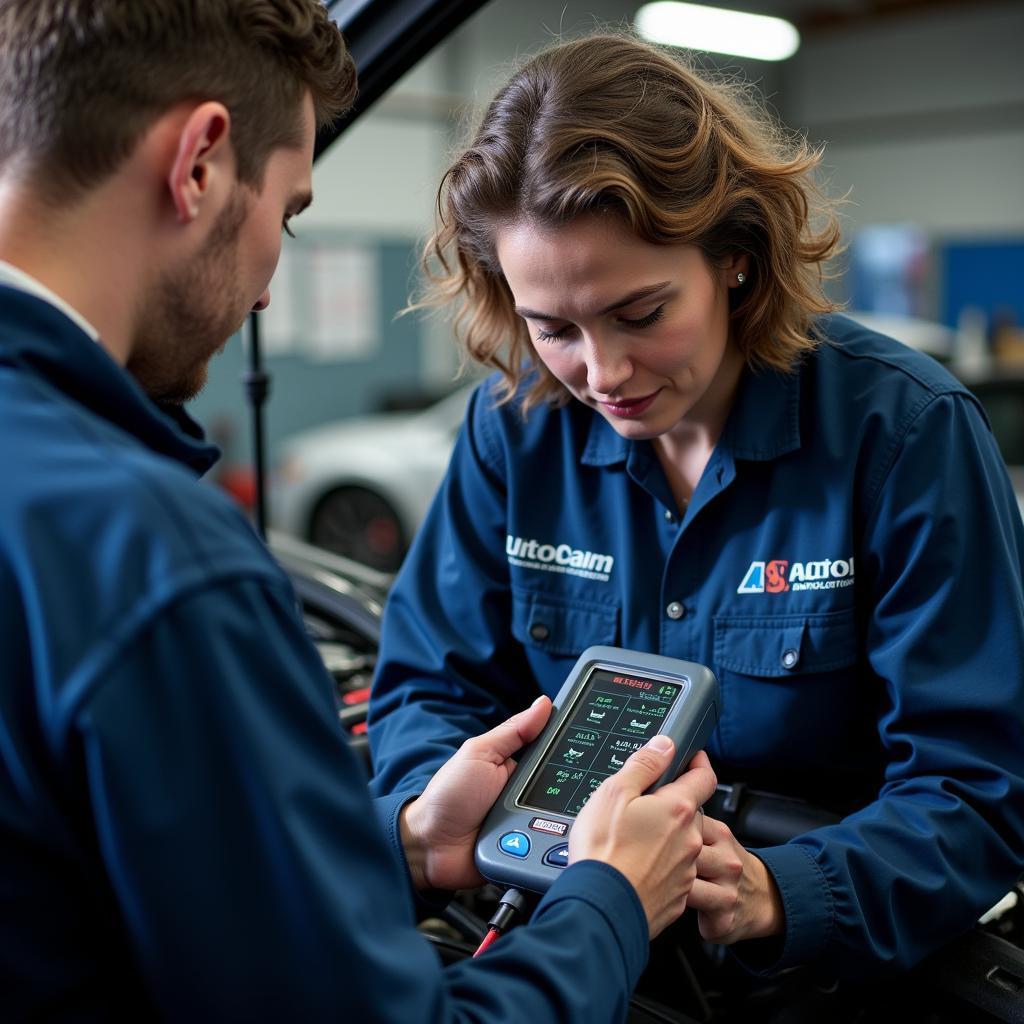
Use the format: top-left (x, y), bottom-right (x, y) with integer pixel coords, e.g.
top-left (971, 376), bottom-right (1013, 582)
top-left (270, 385), bottom-right (471, 572)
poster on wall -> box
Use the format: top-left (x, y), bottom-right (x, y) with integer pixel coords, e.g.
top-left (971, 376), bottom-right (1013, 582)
top-left (304, 243), bottom-right (380, 362)
top-left (259, 235), bottom-right (381, 362)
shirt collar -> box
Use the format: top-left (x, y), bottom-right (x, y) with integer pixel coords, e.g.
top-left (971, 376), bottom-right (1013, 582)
top-left (722, 363), bottom-right (802, 461)
top-left (0, 285), bottom-right (219, 475)
top-left (0, 260), bottom-right (101, 343)
top-left (580, 363), bottom-right (802, 467)
top-left (581, 410), bottom-right (630, 466)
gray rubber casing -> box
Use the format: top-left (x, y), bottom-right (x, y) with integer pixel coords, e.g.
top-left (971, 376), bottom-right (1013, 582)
top-left (474, 646), bottom-right (720, 894)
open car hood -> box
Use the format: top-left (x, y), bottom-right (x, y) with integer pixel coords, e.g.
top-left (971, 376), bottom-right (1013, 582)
top-left (319, 0), bottom-right (490, 158)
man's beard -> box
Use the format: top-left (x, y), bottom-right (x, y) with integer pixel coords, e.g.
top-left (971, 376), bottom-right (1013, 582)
top-left (127, 188), bottom-right (251, 405)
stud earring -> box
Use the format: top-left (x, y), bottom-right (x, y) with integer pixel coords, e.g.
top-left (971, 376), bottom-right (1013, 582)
top-left (736, 272), bottom-right (746, 285)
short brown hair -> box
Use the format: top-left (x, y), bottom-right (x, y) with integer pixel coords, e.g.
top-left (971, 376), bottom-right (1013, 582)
top-left (420, 33), bottom-right (842, 411)
top-left (0, 0), bottom-right (357, 200)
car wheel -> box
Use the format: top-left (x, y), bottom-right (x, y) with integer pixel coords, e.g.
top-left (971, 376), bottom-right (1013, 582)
top-left (308, 485), bottom-right (406, 573)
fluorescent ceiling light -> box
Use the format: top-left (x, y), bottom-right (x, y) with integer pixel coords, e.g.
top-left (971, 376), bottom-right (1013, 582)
top-left (635, 2), bottom-right (801, 61)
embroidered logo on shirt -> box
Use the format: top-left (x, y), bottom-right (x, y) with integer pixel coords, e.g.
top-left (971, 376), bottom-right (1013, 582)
top-left (506, 535), bottom-right (614, 582)
top-left (737, 557), bottom-right (855, 594)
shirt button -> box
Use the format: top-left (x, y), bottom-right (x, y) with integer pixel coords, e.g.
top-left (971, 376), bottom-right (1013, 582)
top-left (666, 602), bottom-right (685, 620)
top-left (529, 622), bottom-right (550, 641)
top-left (781, 648), bottom-right (800, 670)
top-left (664, 509), bottom-right (674, 522)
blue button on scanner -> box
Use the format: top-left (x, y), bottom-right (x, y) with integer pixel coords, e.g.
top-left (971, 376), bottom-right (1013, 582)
top-left (499, 831), bottom-right (531, 858)
top-left (543, 843), bottom-right (570, 868)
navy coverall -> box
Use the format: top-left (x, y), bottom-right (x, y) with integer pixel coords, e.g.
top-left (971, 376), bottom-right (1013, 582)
top-left (370, 314), bottom-right (1024, 980)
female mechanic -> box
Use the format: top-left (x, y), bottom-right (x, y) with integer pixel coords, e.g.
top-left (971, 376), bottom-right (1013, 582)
top-left (367, 32), bottom-right (1024, 987)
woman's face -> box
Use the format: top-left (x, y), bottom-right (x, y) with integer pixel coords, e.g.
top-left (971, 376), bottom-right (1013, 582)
top-left (496, 214), bottom-right (748, 443)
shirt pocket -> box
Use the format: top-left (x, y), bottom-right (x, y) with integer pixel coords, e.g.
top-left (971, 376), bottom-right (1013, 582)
top-left (511, 587), bottom-right (620, 658)
top-left (712, 607), bottom-right (861, 769)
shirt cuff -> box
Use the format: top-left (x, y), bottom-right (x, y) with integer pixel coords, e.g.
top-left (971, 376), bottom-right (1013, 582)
top-left (731, 843), bottom-right (835, 976)
top-left (371, 791), bottom-right (451, 913)
top-left (538, 860), bottom-right (650, 989)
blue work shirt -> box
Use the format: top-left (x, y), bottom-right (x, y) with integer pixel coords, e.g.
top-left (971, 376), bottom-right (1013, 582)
top-left (369, 314), bottom-right (1024, 980)
top-left (0, 284), bottom-right (650, 1021)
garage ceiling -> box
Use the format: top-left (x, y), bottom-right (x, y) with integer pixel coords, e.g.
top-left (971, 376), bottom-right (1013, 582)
top-left (720, 0), bottom-right (1017, 31)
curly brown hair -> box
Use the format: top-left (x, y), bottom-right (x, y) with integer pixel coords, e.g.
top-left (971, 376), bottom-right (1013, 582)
top-left (419, 33), bottom-right (843, 411)
top-left (0, 0), bottom-right (356, 200)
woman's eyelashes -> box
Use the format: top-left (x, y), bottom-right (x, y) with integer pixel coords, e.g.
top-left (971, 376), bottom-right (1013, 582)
top-left (534, 304), bottom-right (667, 343)
top-left (621, 304), bottom-right (666, 329)
top-left (535, 323), bottom-right (572, 342)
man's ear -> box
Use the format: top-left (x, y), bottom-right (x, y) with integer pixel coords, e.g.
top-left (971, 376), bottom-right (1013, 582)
top-left (167, 102), bottom-right (233, 225)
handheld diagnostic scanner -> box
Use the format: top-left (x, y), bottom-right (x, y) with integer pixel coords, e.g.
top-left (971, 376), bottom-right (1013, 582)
top-left (474, 646), bottom-right (719, 894)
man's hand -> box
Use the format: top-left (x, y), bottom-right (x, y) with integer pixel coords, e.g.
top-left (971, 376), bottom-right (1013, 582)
top-left (570, 743), bottom-right (717, 939)
top-left (687, 814), bottom-right (784, 944)
top-left (399, 696), bottom-right (552, 891)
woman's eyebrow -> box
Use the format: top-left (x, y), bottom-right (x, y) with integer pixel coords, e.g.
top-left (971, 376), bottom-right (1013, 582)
top-left (515, 281), bottom-right (671, 321)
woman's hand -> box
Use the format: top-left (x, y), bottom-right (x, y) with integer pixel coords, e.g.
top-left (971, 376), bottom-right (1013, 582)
top-left (399, 696), bottom-right (552, 891)
top-left (687, 814), bottom-right (785, 944)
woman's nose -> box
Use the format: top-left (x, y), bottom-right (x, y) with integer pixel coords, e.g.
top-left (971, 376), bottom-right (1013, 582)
top-left (584, 333), bottom-right (632, 396)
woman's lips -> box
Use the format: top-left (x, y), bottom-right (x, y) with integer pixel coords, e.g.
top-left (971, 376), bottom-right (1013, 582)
top-left (599, 390), bottom-right (660, 417)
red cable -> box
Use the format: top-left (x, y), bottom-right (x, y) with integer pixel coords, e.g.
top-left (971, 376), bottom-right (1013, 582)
top-left (472, 927), bottom-right (502, 957)
top-left (473, 888), bottom-right (527, 957)
top-left (341, 686), bottom-right (372, 705)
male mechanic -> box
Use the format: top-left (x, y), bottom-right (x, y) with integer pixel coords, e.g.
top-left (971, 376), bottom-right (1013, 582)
top-left (0, 2), bottom-right (717, 1020)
